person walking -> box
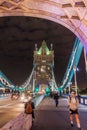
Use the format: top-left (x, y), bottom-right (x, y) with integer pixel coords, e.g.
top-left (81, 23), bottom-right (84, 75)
top-left (54, 92), bottom-right (59, 107)
top-left (67, 91), bottom-right (82, 130)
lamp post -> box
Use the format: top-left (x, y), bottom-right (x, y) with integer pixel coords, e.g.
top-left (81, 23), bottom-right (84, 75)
top-left (50, 79), bottom-right (54, 91)
top-left (68, 82), bottom-right (72, 95)
top-left (33, 71), bottom-right (36, 93)
top-left (64, 88), bottom-right (66, 94)
top-left (73, 66), bottom-right (78, 96)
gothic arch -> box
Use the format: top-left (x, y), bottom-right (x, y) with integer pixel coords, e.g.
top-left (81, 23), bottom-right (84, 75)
top-left (0, 0), bottom-right (87, 50)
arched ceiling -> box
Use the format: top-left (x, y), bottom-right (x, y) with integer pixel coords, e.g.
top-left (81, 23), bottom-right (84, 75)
top-left (0, 0), bottom-right (87, 88)
top-left (0, 16), bottom-right (76, 85)
top-left (0, 0), bottom-right (87, 50)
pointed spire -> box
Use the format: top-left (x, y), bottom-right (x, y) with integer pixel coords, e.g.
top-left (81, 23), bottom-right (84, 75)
top-left (51, 43), bottom-right (53, 50)
top-left (36, 40), bottom-right (51, 55)
top-left (35, 44), bottom-right (38, 51)
top-left (42, 40), bottom-right (46, 46)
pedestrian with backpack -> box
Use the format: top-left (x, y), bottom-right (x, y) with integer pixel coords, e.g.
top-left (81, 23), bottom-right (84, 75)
top-left (25, 100), bottom-right (35, 120)
top-left (67, 91), bottom-right (82, 130)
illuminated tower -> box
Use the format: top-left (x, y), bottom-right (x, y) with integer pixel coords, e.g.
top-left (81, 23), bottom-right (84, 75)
top-left (34, 40), bottom-right (54, 86)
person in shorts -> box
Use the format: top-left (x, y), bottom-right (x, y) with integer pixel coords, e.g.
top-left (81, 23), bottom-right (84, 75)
top-left (67, 91), bottom-right (82, 130)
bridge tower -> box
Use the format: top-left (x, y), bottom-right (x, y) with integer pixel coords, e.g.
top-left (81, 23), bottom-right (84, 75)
top-left (33, 40), bottom-right (54, 92)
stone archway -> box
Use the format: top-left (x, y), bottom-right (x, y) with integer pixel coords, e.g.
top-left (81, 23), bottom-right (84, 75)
top-left (0, 0), bottom-right (87, 50)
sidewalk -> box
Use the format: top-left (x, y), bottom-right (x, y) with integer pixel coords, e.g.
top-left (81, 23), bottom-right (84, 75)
top-left (31, 97), bottom-right (87, 130)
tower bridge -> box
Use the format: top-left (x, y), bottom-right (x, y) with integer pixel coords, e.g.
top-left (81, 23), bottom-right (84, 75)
top-left (0, 1), bottom-right (87, 129)
top-left (0, 0), bottom-right (87, 94)
top-left (10, 38), bottom-right (83, 94)
top-left (19, 40), bottom-right (57, 94)
top-left (0, 38), bottom-right (83, 95)
top-left (33, 40), bottom-right (55, 92)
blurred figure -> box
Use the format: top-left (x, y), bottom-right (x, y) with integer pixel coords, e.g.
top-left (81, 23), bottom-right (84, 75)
top-left (54, 92), bottom-right (59, 107)
top-left (25, 100), bottom-right (35, 120)
top-left (67, 91), bottom-right (81, 130)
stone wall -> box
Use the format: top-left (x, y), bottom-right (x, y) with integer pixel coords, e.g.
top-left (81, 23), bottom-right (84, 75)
top-left (0, 113), bottom-right (32, 130)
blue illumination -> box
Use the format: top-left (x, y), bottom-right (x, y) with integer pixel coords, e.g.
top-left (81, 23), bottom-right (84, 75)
top-left (60, 38), bottom-right (83, 89)
top-left (35, 87), bottom-right (39, 93)
top-left (77, 67), bottom-right (79, 71)
top-left (0, 71), bottom-right (15, 89)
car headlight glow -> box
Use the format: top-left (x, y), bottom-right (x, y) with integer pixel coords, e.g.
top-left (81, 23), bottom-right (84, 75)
top-left (21, 96), bottom-right (25, 100)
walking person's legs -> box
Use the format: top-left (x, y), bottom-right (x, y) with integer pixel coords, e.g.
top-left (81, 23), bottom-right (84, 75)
top-left (70, 114), bottom-right (73, 126)
top-left (55, 99), bottom-right (58, 107)
top-left (54, 99), bottom-right (56, 107)
top-left (69, 109), bottom-right (74, 126)
top-left (56, 100), bottom-right (58, 107)
top-left (75, 114), bottom-right (81, 129)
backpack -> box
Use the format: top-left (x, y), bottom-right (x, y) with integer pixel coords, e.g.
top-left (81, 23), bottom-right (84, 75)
top-left (25, 102), bottom-right (33, 114)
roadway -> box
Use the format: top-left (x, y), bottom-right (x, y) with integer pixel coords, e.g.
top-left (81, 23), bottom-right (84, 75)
top-left (31, 97), bottom-right (87, 130)
top-left (0, 97), bottom-right (24, 128)
top-left (0, 96), bottom-right (87, 130)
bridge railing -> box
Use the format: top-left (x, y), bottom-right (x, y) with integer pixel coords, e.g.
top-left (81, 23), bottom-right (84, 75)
top-left (0, 93), bottom-right (11, 99)
top-left (32, 94), bottom-right (45, 107)
top-left (79, 96), bottom-right (87, 106)
top-left (62, 94), bottom-right (87, 106)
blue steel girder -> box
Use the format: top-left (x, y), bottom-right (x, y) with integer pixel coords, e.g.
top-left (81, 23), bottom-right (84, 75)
top-left (19, 66), bottom-right (35, 90)
top-left (61, 38), bottom-right (83, 89)
top-left (0, 71), bottom-right (15, 89)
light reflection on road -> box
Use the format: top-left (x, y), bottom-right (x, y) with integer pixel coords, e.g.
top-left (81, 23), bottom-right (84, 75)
top-left (0, 98), bottom-right (25, 128)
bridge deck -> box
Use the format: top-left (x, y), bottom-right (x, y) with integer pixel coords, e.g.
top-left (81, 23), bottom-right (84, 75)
top-left (31, 97), bottom-right (87, 130)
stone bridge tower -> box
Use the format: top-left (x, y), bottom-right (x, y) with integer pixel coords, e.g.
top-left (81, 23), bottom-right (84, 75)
top-left (33, 40), bottom-right (54, 91)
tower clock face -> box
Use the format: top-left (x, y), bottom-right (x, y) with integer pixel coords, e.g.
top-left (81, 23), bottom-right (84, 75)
top-left (41, 66), bottom-right (46, 72)
top-left (36, 65), bottom-right (52, 80)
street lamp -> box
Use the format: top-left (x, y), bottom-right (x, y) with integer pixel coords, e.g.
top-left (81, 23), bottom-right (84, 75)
top-left (68, 82), bottom-right (72, 95)
top-left (73, 66), bottom-right (78, 96)
top-left (49, 79), bottom-right (54, 91)
top-left (64, 88), bottom-right (66, 94)
top-left (33, 79), bottom-right (36, 92)
top-left (49, 79), bottom-right (57, 92)
top-left (33, 71), bottom-right (36, 93)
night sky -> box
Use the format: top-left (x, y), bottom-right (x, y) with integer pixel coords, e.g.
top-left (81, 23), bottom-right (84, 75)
top-left (0, 16), bottom-right (87, 89)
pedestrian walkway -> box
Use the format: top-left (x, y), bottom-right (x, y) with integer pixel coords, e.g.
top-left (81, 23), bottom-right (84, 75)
top-left (31, 97), bottom-right (87, 130)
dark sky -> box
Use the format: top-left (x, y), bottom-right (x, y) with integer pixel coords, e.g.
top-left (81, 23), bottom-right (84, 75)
top-left (0, 16), bottom-right (87, 89)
